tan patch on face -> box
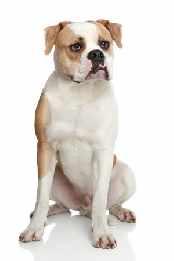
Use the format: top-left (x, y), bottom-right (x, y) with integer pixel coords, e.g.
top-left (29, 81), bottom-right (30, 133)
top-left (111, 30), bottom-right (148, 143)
top-left (95, 22), bottom-right (113, 54)
top-left (44, 21), bottom-right (71, 55)
top-left (55, 26), bottom-right (85, 77)
top-left (45, 25), bottom-right (60, 55)
top-left (96, 22), bottom-right (113, 42)
top-left (96, 19), bottom-right (122, 48)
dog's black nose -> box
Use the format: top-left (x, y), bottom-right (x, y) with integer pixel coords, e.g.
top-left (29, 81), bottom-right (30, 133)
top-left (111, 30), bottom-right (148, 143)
top-left (87, 49), bottom-right (104, 63)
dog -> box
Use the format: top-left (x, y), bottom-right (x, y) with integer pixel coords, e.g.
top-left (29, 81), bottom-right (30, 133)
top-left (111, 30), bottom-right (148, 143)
top-left (19, 20), bottom-right (136, 249)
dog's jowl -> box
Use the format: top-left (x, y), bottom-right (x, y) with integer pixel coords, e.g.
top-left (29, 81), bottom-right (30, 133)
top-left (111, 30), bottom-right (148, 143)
top-left (19, 20), bottom-right (136, 249)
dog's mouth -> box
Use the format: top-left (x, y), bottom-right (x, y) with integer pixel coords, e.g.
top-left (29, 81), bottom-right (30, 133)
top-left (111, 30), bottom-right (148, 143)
top-left (70, 62), bottom-right (110, 84)
top-left (85, 64), bottom-right (109, 81)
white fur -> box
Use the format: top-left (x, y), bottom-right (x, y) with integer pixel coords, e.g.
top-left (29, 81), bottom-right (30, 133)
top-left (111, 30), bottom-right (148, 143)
top-left (44, 72), bottom-right (118, 190)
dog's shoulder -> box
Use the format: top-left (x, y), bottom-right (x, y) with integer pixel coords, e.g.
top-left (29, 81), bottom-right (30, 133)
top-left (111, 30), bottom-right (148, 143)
top-left (43, 71), bottom-right (59, 95)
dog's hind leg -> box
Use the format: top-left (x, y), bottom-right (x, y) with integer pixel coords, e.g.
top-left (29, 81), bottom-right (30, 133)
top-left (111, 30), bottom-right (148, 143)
top-left (79, 195), bottom-right (92, 218)
top-left (30, 203), bottom-right (70, 219)
top-left (107, 159), bottom-right (136, 223)
top-left (49, 164), bottom-right (88, 211)
top-left (80, 158), bottom-right (136, 223)
top-left (47, 203), bottom-right (70, 216)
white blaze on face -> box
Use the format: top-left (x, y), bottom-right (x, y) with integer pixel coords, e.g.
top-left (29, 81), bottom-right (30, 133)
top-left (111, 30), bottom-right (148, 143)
top-left (68, 22), bottom-right (113, 82)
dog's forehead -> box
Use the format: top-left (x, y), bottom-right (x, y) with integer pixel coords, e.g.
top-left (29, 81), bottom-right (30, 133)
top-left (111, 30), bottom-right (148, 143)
top-left (68, 22), bottom-right (99, 41)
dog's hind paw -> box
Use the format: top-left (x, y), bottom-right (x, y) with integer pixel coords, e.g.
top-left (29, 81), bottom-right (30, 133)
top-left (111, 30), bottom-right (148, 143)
top-left (110, 205), bottom-right (136, 223)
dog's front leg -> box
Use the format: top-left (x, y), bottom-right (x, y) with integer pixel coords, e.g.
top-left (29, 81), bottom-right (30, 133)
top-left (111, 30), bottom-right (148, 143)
top-left (92, 149), bottom-right (117, 249)
top-left (19, 142), bottom-right (57, 242)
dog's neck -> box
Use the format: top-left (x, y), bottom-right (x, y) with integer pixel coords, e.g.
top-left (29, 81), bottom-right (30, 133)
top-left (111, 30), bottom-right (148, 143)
top-left (45, 70), bottom-right (113, 106)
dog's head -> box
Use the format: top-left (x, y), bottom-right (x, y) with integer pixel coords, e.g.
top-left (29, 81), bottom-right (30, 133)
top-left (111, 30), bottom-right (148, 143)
top-left (44, 20), bottom-right (122, 83)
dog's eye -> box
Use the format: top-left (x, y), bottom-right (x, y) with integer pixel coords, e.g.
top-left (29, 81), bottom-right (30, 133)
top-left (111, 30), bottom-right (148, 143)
top-left (70, 43), bottom-right (82, 52)
top-left (99, 40), bottom-right (110, 50)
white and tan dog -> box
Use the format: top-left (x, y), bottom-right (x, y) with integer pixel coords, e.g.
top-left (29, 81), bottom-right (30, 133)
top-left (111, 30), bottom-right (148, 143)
top-left (19, 20), bottom-right (136, 249)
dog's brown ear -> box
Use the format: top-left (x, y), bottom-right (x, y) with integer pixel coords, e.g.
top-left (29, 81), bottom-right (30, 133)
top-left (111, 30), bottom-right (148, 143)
top-left (44, 21), bottom-right (70, 55)
top-left (97, 19), bottom-right (122, 48)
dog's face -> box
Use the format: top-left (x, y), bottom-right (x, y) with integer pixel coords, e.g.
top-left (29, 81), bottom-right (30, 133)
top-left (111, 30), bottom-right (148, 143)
top-left (45, 20), bottom-right (122, 83)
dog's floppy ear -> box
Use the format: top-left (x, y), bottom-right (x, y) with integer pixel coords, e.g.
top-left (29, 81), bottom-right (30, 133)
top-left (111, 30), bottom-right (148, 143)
top-left (97, 19), bottom-right (122, 48)
top-left (44, 21), bottom-right (70, 55)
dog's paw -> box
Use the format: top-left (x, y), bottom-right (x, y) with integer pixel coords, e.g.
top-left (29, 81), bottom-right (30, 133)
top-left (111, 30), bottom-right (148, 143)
top-left (19, 227), bottom-right (44, 243)
top-left (93, 231), bottom-right (117, 249)
top-left (115, 208), bottom-right (136, 223)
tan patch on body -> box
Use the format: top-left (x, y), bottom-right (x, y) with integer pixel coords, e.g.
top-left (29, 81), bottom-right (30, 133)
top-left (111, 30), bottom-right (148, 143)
top-left (37, 142), bottom-right (54, 177)
top-left (35, 93), bottom-right (49, 142)
top-left (35, 93), bottom-right (54, 177)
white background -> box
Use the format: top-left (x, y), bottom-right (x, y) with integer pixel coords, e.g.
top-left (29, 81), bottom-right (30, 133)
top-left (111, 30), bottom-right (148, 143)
top-left (0, 0), bottom-right (174, 260)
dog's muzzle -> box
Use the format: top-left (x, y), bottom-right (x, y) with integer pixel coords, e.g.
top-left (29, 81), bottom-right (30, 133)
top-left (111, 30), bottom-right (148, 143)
top-left (86, 49), bottom-right (109, 81)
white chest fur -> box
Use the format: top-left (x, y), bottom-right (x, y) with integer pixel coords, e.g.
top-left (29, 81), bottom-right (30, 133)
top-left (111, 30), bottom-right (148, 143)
top-left (43, 72), bottom-right (118, 192)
